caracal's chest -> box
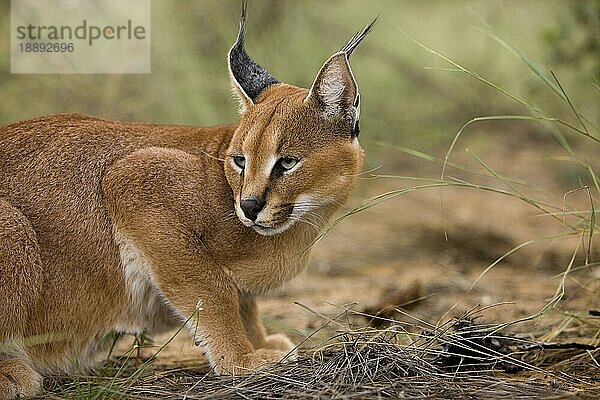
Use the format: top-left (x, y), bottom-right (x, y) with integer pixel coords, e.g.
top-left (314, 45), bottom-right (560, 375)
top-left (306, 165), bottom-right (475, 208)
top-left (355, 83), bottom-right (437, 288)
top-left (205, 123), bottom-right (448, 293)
top-left (114, 222), bottom-right (313, 334)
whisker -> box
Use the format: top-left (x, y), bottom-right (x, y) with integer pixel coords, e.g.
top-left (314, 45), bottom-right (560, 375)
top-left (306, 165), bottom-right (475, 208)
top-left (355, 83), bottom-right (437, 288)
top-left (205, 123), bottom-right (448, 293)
top-left (293, 212), bottom-right (327, 229)
top-left (290, 216), bottom-right (323, 232)
top-left (198, 149), bottom-right (226, 162)
top-left (304, 212), bottom-right (327, 226)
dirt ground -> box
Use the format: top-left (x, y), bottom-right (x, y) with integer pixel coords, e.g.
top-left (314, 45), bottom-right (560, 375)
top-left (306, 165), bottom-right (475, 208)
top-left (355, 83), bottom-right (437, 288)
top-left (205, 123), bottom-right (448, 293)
top-left (120, 132), bottom-right (600, 367)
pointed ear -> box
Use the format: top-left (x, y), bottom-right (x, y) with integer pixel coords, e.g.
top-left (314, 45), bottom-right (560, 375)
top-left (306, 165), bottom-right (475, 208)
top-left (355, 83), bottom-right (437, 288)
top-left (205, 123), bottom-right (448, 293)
top-left (305, 52), bottom-right (359, 127)
top-left (304, 17), bottom-right (376, 137)
top-left (228, 1), bottom-right (279, 112)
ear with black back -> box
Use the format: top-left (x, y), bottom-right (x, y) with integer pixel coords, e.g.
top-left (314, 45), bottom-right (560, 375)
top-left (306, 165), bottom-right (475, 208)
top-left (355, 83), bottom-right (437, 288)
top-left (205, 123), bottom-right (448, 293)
top-left (228, 1), bottom-right (279, 112)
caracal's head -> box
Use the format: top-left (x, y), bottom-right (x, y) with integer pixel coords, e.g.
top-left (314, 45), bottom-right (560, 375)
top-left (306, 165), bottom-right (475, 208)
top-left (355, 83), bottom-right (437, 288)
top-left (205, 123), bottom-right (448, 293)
top-left (224, 4), bottom-right (375, 236)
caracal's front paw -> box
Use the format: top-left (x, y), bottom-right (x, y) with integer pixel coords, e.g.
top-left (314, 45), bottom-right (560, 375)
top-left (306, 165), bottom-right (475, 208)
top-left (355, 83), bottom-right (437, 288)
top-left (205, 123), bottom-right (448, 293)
top-left (0, 359), bottom-right (43, 399)
top-left (215, 348), bottom-right (292, 375)
top-left (263, 334), bottom-right (297, 358)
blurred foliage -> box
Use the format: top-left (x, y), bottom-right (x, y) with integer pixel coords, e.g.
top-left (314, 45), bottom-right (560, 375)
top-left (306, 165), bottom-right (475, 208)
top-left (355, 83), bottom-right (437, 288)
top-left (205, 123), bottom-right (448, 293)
top-left (0, 0), bottom-right (598, 168)
top-left (542, 0), bottom-right (600, 81)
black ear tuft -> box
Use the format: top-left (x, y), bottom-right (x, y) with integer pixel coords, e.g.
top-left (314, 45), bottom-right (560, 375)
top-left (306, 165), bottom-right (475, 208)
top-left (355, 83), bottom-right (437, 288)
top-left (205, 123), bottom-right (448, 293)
top-left (228, 1), bottom-right (279, 102)
top-left (340, 16), bottom-right (378, 58)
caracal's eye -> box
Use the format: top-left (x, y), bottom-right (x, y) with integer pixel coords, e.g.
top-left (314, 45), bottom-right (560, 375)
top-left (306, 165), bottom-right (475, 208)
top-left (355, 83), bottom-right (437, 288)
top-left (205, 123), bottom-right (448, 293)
top-left (278, 157), bottom-right (298, 171)
top-left (233, 155), bottom-right (246, 169)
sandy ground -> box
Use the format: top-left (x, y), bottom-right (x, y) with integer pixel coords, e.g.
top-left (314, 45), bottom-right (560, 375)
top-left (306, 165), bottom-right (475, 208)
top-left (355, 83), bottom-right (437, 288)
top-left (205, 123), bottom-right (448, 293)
top-left (115, 133), bottom-right (600, 367)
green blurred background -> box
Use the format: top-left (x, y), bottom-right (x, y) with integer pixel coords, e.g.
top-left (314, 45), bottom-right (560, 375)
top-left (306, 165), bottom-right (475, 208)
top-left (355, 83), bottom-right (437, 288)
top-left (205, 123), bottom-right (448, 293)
top-left (1, 0), bottom-right (597, 167)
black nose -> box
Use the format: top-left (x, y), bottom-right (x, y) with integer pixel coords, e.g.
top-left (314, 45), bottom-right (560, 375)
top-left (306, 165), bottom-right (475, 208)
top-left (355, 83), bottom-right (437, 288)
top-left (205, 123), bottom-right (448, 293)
top-left (240, 197), bottom-right (266, 221)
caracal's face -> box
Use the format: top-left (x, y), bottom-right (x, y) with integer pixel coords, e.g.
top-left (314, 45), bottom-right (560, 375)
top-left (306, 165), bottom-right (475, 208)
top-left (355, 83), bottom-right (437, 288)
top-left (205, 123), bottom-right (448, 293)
top-left (224, 84), bottom-right (363, 236)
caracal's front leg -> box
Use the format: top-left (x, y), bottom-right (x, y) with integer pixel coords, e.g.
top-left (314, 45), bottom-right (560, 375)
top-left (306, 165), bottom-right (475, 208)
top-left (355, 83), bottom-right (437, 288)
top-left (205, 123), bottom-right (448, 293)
top-left (103, 148), bottom-right (290, 374)
top-left (119, 226), bottom-right (290, 374)
top-left (239, 292), bottom-right (296, 355)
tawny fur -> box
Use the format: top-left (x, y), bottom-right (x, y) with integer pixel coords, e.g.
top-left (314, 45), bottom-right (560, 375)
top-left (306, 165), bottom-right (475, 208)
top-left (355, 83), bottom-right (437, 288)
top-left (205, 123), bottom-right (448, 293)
top-left (0, 8), bottom-right (370, 397)
top-left (0, 86), bottom-right (364, 396)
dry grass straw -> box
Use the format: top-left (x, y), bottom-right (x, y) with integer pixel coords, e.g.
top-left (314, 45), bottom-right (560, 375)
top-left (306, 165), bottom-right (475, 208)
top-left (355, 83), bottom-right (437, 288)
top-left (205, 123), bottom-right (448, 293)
top-left (42, 305), bottom-right (600, 399)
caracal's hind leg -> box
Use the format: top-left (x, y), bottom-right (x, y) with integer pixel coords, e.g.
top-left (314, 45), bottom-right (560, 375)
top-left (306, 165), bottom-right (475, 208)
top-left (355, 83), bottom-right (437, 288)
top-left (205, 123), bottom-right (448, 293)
top-left (0, 199), bottom-right (44, 399)
top-left (239, 293), bottom-right (296, 356)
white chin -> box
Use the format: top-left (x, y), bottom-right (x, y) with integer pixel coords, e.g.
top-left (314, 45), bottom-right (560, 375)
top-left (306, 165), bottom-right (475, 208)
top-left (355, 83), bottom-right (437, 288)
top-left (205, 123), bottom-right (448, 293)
top-left (252, 220), bottom-right (296, 236)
